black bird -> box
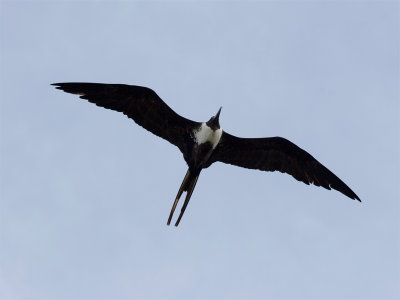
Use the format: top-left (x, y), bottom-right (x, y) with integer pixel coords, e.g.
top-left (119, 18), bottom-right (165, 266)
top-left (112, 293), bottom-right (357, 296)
top-left (52, 82), bottom-right (360, 226)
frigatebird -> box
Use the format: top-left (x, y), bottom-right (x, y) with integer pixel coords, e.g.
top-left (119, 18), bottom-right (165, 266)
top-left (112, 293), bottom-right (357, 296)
top-left (52, 82), bottom-right (360, 226)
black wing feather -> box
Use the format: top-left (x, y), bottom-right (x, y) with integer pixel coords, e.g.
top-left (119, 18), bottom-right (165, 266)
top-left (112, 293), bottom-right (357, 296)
top-left (211, 132), bottom-right (360, 201)
top-left (52, 82), bottom-right (200, 155)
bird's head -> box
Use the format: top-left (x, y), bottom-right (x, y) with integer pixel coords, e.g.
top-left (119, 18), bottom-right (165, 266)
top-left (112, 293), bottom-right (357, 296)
top-left (206, 107), bottom-right (222, 130)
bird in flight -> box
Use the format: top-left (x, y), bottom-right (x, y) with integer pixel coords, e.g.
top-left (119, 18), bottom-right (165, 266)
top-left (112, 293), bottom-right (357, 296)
top-left (52, 82), bottom-right (360, 226)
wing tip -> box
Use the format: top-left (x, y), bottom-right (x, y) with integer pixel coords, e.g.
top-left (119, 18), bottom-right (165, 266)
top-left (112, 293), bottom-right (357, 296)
top-left (344, 189), bottom-right (361, 202)
top-left (347, 187), bottom-right (361, 202)
top-left (51, 82), bottom-right (67, 90)
top-left (51, 82), bottom-right (61, 88)
top-left (51, 82), bottom-right (87, 96)
top-left (347, 190), bottom-right (361, 202)
top-left (51, 82), bottom-right (67, 88)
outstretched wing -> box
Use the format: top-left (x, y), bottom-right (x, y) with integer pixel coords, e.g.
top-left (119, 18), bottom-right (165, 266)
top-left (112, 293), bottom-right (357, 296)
top-left (52, 82), bottom-right (200, 154)
top-left (210, 132), bottom-right (360, 201)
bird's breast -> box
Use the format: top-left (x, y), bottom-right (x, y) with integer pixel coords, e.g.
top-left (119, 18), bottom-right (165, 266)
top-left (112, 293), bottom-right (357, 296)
top-left (193, 123), bottom-right (222, 149)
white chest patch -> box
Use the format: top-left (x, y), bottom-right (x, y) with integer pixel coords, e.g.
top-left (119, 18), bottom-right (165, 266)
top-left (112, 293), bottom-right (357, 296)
top-left (193, 123), bottom-right (222, 149)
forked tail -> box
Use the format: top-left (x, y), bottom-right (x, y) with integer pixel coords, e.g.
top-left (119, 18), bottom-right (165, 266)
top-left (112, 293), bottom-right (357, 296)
top-left (167, 169), bottom-right (200, 226)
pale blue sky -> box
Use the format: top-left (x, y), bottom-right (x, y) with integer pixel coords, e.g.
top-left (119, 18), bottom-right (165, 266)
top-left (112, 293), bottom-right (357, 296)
top-left (1, 1), bottom-right (399, 299)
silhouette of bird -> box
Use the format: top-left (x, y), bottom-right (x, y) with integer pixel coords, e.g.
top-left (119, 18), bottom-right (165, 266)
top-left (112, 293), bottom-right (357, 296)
top-left (52, 82), bottom-right (360, 226)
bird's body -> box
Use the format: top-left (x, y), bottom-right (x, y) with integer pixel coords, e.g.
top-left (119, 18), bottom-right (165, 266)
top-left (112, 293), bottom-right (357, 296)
top-left (52, 82), bottom-right (360, 226)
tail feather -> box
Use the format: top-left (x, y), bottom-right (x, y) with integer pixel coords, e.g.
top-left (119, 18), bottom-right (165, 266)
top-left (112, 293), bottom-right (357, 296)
top-left (167, 169), bottom-right (190, 225)
top-left (167, 169), bottom-right (200, 226)
top-left (175, 175), bottom-right (199, 226)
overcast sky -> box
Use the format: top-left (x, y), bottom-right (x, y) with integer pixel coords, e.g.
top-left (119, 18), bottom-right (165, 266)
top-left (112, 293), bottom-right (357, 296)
top-left (1, 1), bottom-right (399, 299)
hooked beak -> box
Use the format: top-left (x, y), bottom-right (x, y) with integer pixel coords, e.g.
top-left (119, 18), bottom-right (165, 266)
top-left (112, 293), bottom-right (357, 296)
top-left (207, 107), bottom-right (222, 129)
top-left (215, 107), bottom-right (222, 120)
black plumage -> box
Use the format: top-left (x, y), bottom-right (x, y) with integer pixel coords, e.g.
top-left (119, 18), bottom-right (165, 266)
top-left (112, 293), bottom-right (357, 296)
top-left (52, 82), bottom-right (360, 226)
top-left (210, 133), bottom-right (359, 200)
